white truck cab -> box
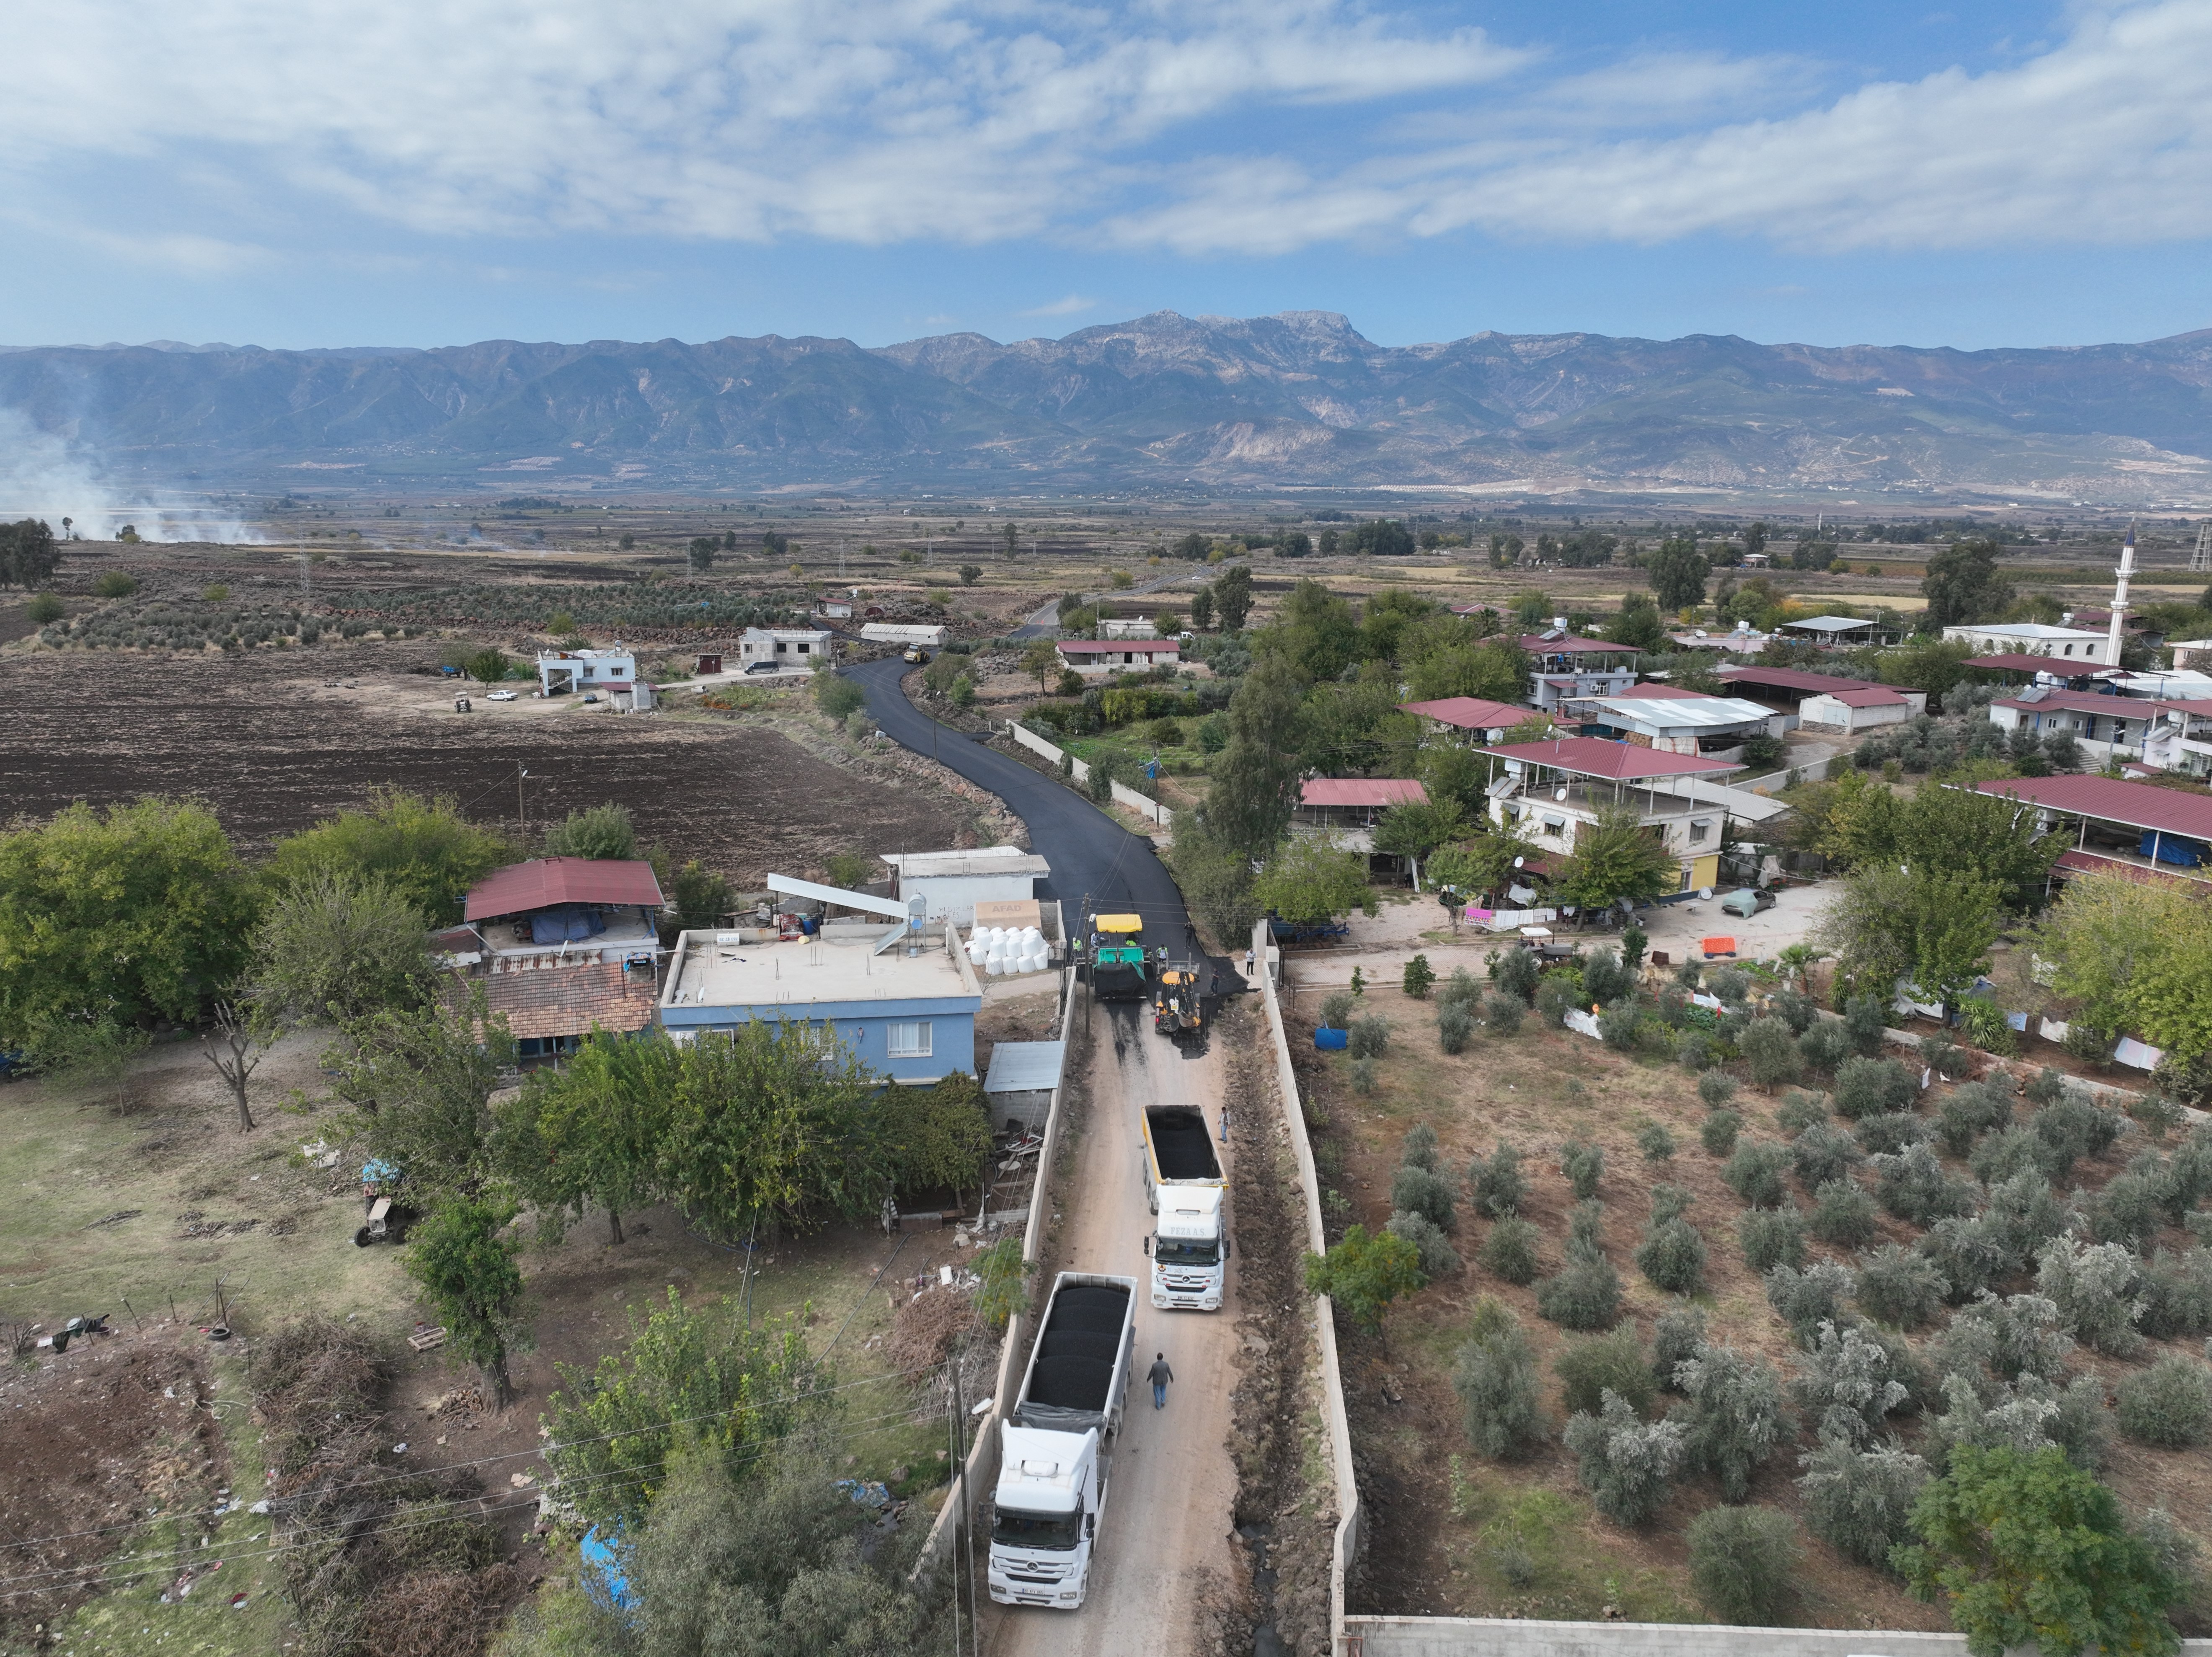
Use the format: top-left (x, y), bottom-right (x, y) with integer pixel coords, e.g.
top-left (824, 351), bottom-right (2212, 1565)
top-left (988, 1424), bottom-right (1100, 1607)
top-left (1148, 1185), bottom-right (1226, 1310)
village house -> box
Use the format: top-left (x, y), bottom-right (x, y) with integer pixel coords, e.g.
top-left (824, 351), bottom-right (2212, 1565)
top-left (1482, 737), bottom-right (1744, 894)
top-left (1558, 686), bottom-right (1784, 758)
top-left (1985, 688), bottom-right (2212, 776)
top-left (659, 922), bottom-right (984, 1084)
top-left (1940, 621), bottom-right (2117, 663)
top-left (1519, 630), bottom-right (1640, 712)
top-left (456, 857), bottom-right (666, 1058)
top-left (879, 844), bottom-right (1054, 928)
top-left (1056, 638), bottom-right (1181, 676)
top-left (1974, 772), bottom-right (2212, 880)
top-left (535, 645), bottom-right (637, 697)
top-left (736, 626), bottom-right (833, 673)
top-left (1398, 696), bottom-right (1535, 744)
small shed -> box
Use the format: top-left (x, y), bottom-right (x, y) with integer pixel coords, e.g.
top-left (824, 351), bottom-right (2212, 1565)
top-left (983, 1040), bottom-right (1066, 1135)
top-left (884, 844), bottom-right (1052, 926)
top-left (1799, 684), bottom-right (1919, 732)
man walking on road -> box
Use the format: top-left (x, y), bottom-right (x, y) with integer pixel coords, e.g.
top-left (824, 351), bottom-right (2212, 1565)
top-left (1148, 1352), bottom-right (1174, 1410)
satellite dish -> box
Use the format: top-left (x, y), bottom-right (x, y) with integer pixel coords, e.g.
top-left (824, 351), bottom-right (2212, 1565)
top-left (1512, 856), bottom-right (1525, 869)
top-left (1554, 787), bottom-right (1569, 801)
top-left (1698, 887), bottom-right (1714, 901)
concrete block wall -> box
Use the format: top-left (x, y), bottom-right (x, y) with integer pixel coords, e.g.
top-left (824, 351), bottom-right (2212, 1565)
top-left (1005, 721), bottom-right (1173, 827)
top-left (1345, 1616), bottom-right (2212, 1657)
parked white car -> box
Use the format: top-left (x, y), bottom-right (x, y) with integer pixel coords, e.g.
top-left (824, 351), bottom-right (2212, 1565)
top-left (487, 690), bottom-right (518, 701)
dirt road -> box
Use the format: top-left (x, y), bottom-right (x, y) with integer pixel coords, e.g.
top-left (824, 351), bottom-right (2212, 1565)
top-left (985, 998), bottom-right (1241, 1657)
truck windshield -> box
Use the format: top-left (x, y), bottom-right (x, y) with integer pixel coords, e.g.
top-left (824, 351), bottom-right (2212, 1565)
top-left (993, 1504), bottom-right (1083, 1552)
top-left (1155, 1239), bottom-right (1220, 1266)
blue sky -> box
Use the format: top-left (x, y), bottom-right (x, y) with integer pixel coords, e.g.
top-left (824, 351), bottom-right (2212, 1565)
top-left (4, 0), bottom-right (2209, 353)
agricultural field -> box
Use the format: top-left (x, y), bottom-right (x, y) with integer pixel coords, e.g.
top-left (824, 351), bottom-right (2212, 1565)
top-left (0, 1035), bottom-right (994, 1653)
top-left (1293, 966), bottom-right (2212, 1631)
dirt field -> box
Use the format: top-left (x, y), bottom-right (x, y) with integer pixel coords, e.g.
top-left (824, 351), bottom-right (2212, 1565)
top-left (0, 645), bottom-right (982, 879)
top-left (1289, 977), bottom-right (2212, 1632)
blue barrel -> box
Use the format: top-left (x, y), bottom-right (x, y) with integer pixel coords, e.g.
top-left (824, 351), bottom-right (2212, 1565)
top-left (1314, 1027), bottom-right (1349, 1051)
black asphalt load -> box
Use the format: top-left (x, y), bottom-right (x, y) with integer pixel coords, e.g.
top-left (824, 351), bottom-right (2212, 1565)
top-left (845, 658), bottom-right (1248, 1017)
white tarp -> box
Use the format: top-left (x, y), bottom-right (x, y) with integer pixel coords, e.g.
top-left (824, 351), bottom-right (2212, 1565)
top-left (2039, 1016), bottom-right (2072, 1044)
top-left (1562, 1009), bottom-right (1603, 1040)
top-left (2114, 1036), bottom-right (2166, 1071)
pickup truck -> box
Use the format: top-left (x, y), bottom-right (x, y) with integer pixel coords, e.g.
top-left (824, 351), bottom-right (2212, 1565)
top-left (988, 1274), bottom-right (1137, 1609)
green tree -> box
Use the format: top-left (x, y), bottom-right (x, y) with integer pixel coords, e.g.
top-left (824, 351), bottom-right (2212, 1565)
top-left (1202, 656), bottom-right (1307, 859)
top-left (404, 1195), bottom-right (529, 1403)
top-left (1556, 807), bottom-right (1677, 909)
top-left (687, 536), bottom-right (719, 573)
top-left (886, 1073), bottom-right (995, 1202)
top-left (958, 563), bottom-right (982, 586)
top-left (1372, 798), bottom-right (1469, 888)
top-left (1258, 578), bottom-right (1359, 681)
top-left (1819, 866), bottom-right (2000, 1011)
top-left (1403, 638), bottom-right (1527, 704)
top-left (1164, 810), bottom-right (1263, 945)
top-left (543, 1287), bottom-right (829, 1527)
top-left (249, 869), bottom-right (434, 1022)
top-left (0, 519), bottom-right (62, 589)
top-left (1212, 565), bottom-right (1254, 631)
top-left (465, 647), bottom-right (511, 684)
top-left (1253, 834), bottom-right (1375, 925)
top-left (1645, 537), bottom-right (1710, 612)
top-left (1921, 539), bottom-right (2016, 631)
top-left (0, 796), bottom-right (257, 1053)
top-left (1189, 587), bottom-right (1217, 631)
top-left (1603, 593), bottom-right (1667, 650)
top-left (656, 1022), bottom-right (900, 1236)
top-left (1020, 637), bottom-right (1061, 691)
top-left (1305, 1225), bottom-right (1426, 1329)
top-left (1896, 1445), bottom-right (2177, 1657)
top-left (269, 787), bottom-right (517, 926)
top-left (543, 802), bottom-right (638, 861)
top-left (497, 1030), bottom-right (672, 1244)
top-left (668, 859), bottom-right (734, 930)
top-left (338, 988), bottom-right (512, 1204)
top-left (813, 662), bottom-right (865, 720)
top-left (1427, 832), bottom-right (1540, 901)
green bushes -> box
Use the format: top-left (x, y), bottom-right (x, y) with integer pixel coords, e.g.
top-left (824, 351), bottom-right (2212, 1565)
top-left (1676, 1345), bottom-right (1793, 1503)
top-left (1808, 1178), bottom-right (1880, 1247)
top-left (1391, 1164), bottom-right (1457, 1232)
top-left (1834, 1056), bottom-right (1915, 1121)
top-left (1855, 1111), bottom-right (1932, 1157)
top-left (1856, 1244), bottom-right (1948, 1330)
top-left (1766, 1260), bottom-right (1858, 1345)
top-left (1738, 1205), bottom-right (1807, 1274)
top-left (1563, 1391), bottom-right (1686, 1527)
top-left (1303, 1225), bottom-right (1426, 1329)
top-left (2036, 1234), bottom-right (2146, 1357)
top-left (1555, 1325), bottom-right (1654, 1419)
top-left (1791, 1123), bottom-right (1863, 1191)
top-left (1536, 1210), bottom-right (1623, 1332)
top-left (1347, 1014), bottom-right (1391, 1059)
top-left (1437, 1002), bottom-right (1474, 1053)
top-left (1455, 1300), bottom-right (1548, 1458)
top-left (1722, 1139), bottom-right (1791, 1208)
top-left (2116, 1356), bottom-right (2212, 1448)
top-left (1478, 1217), bottom-right (1541, 1285)
top-left (2137, 1249), bottom-right (2212, 1340)
top-left (1871, 1143), bottom-right (1974, 1226)
top-left (1387, 1211), bottom-right (1461, 1278)
top-left (1637, 1121), bottom-right (1676, 1163)
top-left (1559, 1138), bottom-right (1605, 1200)
top-left (1482, 992), bottom-right (1525, 1035)
top-left (1700, 1109), bottom-right (1742, 1159)
top-left (1740, 1016), bottom-right (1804, 1090)
top-left (1697, 1071), bottom-right (1738, 1111)
top-left (1493, 947), bottom-right (1540, 1001)
top-left (1467, 1142), bottom-right (1527, 1219)
top-left (1796, 1437), bottom-right (1928, 1570)
top-left (1636, 1215), bottom-right (1708, 1295)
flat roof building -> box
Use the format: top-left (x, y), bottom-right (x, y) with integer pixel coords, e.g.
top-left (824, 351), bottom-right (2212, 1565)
top-left (881, 844), bottom-right (1053, 927)
top-left (1941, 622), bottom-right (2116, 664)
top-left (660, 927), bottom-right (983, 1084)
top-left (1057, 639), bottom-right (1181, 674)
top-left (536, 646), bottom-right (637, 697)
top-left (736, 627), bottom-right (832, 673)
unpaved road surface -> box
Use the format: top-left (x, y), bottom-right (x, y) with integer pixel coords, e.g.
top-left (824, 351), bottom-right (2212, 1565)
top-left (984, 999), bottom-right (1241, 1657)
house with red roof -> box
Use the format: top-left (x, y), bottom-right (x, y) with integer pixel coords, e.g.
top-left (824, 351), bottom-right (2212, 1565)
top-left (459, 857), bottom-right (667, 1057)
top-left (1055, 638), bottom-right (1181, 676)
top-left (1973, 774), bottom-right (2212, 883)
top-left (1398, 696), bottom-right (1538, 743)
top-left (1482, 738), bottom-right (1747, 893)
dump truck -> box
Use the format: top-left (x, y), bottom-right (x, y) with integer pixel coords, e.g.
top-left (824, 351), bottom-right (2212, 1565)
top-left (1085, 911), bottom-right (1147, 1001)
top-left (1150, 963), bottom-right (1204, 1037)
top-left (1140, 1107), bottom-right (1227, 1310)
top-left (987, 1273), bottom-right (1137, 1609)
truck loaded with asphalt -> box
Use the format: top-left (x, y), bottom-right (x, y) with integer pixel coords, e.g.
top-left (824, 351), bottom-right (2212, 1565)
top-left (1140, 1106), bottom-right (1227, 1311)
top-left (987, 1272), bottom-right (1137, 1610)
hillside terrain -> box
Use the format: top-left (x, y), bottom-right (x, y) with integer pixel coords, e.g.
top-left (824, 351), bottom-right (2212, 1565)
top-left (4, 313), bottom-right (2212, 496)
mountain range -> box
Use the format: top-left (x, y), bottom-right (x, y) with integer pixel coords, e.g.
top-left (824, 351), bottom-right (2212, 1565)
top-left (4, 311), bottom-right (2211, 499)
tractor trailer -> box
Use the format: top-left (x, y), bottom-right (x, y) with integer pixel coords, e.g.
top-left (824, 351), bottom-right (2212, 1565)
top-left (1140, 1107), bottom-right (1227, 1311)
top-left (987, 1273), bottom-right (1137, 1610)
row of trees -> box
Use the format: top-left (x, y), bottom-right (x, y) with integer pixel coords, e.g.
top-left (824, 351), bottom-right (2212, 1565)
top-left (0, 790), bottom-right (735, 1069)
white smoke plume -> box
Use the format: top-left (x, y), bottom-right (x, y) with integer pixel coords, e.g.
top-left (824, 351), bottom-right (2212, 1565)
top-left (0, 410), bottom-right (271, 545)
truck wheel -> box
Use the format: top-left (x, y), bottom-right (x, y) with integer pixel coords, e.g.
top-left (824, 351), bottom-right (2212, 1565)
top-left (354, 1226), bottom-right (374, 1247)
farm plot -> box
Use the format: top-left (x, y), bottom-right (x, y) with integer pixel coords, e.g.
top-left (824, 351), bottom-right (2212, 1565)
top-left (0, 646), bottom-right (969, 877)
top-left (1297, 971), bottom-right (2212, 1634)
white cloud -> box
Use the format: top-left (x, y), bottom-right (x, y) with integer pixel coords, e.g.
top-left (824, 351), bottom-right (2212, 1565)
top-left (2, 0), bottom-right (2208, 264)
top-left (1021, 294), bottom-right (1101, 317)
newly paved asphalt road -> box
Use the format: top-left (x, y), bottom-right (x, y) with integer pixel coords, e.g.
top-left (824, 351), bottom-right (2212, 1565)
top-left (848, 657), bottom-right (1199, 943)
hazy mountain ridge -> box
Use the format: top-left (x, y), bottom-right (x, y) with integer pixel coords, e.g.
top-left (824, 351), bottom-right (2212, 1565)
top-left (3, 312), bottom-right (2210, 493)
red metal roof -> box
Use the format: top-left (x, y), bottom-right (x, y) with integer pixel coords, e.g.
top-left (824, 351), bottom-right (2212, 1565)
top-left (1485, 737), bottom-right (1742, 780)
top-left (1821, 686), bottom-right (1910, 707)
top-left (1975, 776), bottom-right (2212, 841)
top-left (475, 961), bottom-right (659, 1038)
top-left (1715, 663), bottom-right (1879, 695)
top-left (464, 858), bottom-right (666, 921)
top-left (1398, 696), bottom-right (1533, 728)
top-left (1996, 689), bottom-right (2212, 719)
top-left (1056, 639), bottom-right (1180, 655)
top-left (1301, 778), bottom-right (1429, 809)
top-left (1608, 681), bottom-right (1708, 699)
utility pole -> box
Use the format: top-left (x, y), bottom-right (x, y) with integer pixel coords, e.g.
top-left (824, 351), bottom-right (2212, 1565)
top-left (516, 764), bottom-right (530, 831)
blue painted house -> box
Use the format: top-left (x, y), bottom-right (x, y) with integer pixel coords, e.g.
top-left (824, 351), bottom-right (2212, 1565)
top-left (658, 927), bottom-right (983, 1084)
